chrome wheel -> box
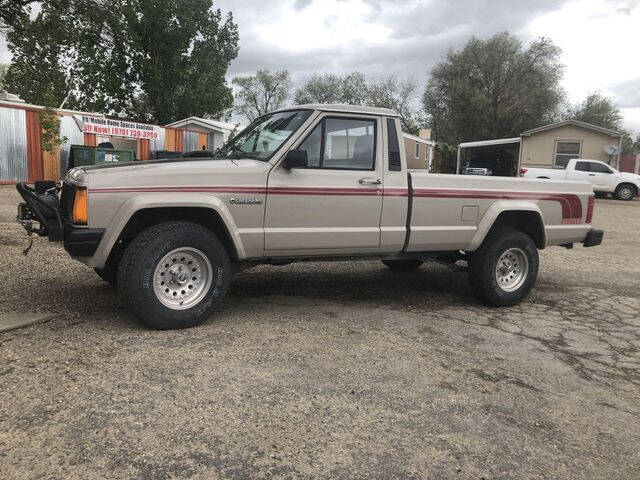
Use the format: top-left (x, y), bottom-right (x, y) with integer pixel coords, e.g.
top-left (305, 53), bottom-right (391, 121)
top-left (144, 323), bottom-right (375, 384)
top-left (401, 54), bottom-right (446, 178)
top-left (618, 186), bottom-right (633, 200)
top-left (495, 247), bottom-right (529, 292)
top-left (153, 247), bottom-right (212, 310)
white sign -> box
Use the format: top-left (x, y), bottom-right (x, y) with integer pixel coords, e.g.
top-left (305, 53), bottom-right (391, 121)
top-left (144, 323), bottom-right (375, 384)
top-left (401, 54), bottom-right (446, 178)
top-left (75, 115), bottom-right (160, 140)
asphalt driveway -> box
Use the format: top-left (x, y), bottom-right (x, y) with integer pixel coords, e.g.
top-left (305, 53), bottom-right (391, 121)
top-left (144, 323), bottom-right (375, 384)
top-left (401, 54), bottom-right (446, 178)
top-left (1, 185), bottom-right (639, 479)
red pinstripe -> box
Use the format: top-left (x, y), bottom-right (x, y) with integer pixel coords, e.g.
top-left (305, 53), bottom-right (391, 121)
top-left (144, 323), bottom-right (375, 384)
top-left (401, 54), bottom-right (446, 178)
top-left (89, 185), bottom-right (583, 223)
top-left (412, 188), bottom-right (582, 222)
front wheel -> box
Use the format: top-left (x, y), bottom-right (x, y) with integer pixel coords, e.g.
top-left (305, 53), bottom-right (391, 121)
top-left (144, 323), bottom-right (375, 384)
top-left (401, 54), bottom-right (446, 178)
top-left (117, 221), bottom-right (231, 329)
top-left (614, 184), bottom-right (637, 201)
top-left (467, 228), bottom-right (539, 306)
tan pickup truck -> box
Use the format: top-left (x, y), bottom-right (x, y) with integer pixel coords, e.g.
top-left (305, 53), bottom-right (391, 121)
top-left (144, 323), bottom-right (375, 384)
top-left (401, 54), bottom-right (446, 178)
top-left (17, 104), bottom-right (603, 329)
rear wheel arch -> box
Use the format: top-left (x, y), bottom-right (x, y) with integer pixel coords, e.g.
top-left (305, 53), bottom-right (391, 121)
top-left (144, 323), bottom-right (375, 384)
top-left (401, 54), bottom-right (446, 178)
top-left (105, 207), bottom-right (239, 269)
top-left (468, 206), bottom-right (546, 252)
top-left (489, 210), bottom-right (545, 249)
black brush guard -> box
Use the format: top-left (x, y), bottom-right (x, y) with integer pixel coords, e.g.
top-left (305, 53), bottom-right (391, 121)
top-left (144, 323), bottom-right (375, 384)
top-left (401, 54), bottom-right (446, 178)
top-left (15, 181), bottom-right (65, 241)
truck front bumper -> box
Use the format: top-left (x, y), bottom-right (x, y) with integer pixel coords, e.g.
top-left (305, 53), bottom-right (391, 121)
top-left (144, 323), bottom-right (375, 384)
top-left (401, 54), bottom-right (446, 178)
top-left (583, 229), bottom-right (604, 247)
top-left (63, 228), bottom-right (105, 257)
top-left (16, 182), bottom-right (104, 258)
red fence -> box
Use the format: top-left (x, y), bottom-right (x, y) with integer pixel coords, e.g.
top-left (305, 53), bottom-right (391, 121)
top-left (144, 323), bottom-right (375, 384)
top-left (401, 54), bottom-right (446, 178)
top-left (619, 154), bottom-right (639, 174)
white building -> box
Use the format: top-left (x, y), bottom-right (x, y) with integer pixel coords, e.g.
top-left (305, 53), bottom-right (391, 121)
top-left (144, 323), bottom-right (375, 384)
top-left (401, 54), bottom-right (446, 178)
top-left (166, 117), bottom-right (241, 151)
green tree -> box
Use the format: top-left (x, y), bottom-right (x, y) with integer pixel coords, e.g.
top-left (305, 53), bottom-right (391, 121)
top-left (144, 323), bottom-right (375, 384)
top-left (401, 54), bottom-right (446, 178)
top-left (620, 133), bottom-right (634, 155)
top-left (294, 71), bottom-right (369, 106)
top-left (4, 2), bottom-right (74, 108)
top-left (5, 0), bottom-right (239, 123)
top-left (340, 72), bottom-right (368, 105)
top-left (294, 71), bottom-right (419, 132)
top-left (232, 69), bottom-right (292, 121)
top-left (568, 92), bottom-right (636, 154)
top-left (294, 73), bottom-right (344, 104)
top-left (423, 32), bottom-right (564, 145)
top-left (366, 76), bottom-right (420, 133)
top-left (0, 0), bottom-right (34, 29)
top-left (568, 92), bottom-right (623, 131)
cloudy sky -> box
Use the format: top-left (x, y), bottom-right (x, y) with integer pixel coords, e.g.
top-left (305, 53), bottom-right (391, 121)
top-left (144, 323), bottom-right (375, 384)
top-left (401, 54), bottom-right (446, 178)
top-left (214, 0), bottom-right (640, 133)
top-left (2, 0), bottom-right (639, 132)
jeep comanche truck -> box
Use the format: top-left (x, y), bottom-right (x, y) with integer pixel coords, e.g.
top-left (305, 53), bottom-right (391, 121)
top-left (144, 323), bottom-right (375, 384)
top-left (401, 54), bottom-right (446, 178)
top-left (16, 105), bottom-right (604, 330)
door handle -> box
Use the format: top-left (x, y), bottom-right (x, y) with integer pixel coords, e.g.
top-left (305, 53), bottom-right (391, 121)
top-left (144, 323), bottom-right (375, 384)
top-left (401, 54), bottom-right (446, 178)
top-left (588, 174), bottom-right (596, 176)
top-left (359, 177), bottom-right (381, 185)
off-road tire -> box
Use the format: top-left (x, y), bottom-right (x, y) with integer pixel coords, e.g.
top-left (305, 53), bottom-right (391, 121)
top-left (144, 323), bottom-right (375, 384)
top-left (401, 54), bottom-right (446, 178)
top-left (614, 183), bottom-right (637, 201)
top-left (467, 228), bottom-right (539, 307)
top-left (117, 221), bottom-right (231, 329)
top-left (381, 259), bottom-right (424, 271)
top-left (94, 265), bottom-right (117, 287)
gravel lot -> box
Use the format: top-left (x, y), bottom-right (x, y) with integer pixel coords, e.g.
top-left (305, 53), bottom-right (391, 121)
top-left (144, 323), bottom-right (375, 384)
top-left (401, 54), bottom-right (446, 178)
top-left (1, 185), bottom-right (639, 479)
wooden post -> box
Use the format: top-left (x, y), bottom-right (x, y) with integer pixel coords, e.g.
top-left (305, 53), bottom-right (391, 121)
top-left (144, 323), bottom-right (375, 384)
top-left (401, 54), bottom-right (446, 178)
top-left (25, 110), bottom-right (43, 182)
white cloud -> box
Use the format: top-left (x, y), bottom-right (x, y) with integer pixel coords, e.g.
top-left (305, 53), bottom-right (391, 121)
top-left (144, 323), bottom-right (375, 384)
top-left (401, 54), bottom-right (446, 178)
top-left (3, 0), bottom-right (639, 133)
top-left (255, 0), bottom-right (392, 53)
top-left (527, 0), bottom-right (640, 132)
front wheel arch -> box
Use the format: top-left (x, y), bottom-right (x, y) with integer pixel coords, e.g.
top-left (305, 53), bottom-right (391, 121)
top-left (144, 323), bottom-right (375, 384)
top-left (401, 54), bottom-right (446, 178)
top-left (105, 206), bottom-right (239, 270)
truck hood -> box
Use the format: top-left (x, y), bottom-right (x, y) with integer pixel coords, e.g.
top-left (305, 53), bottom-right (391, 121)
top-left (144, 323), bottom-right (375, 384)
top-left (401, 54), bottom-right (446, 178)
top-left (81, 156), bottom-right (230, 172)
top-left (618, 171), bottom-right (640, 184)
top-left (76, 157), bottom-right (271, 190)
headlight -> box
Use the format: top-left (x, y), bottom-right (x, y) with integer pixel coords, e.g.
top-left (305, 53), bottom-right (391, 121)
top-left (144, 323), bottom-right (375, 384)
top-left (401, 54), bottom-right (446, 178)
top-left (65, 168), bottom-right (86, 186)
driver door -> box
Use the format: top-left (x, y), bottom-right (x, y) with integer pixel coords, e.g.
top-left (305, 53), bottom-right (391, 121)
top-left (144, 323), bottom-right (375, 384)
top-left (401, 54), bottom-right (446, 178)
top-left (587, 161), bottom-right (617, 191)
top-left (264, 115), bottom-right (383, 253)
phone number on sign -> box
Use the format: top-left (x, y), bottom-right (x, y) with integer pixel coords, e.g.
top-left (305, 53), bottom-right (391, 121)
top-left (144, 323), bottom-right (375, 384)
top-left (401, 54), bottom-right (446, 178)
top-left (110, 127), bottom-right (158, 139)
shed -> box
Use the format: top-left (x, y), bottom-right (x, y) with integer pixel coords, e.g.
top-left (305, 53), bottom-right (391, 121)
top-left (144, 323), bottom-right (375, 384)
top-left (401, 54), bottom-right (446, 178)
top-left (165, 117), bottom-right (239, 152)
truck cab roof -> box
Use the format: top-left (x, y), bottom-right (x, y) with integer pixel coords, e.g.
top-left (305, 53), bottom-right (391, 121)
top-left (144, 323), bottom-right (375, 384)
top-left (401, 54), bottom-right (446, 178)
top-left (275, 104), bottom-right (401, 118)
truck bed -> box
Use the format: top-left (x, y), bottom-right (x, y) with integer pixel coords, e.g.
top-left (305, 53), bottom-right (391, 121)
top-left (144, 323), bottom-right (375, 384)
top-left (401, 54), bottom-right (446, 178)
top-left (407, 173), bottom-right (594, 251)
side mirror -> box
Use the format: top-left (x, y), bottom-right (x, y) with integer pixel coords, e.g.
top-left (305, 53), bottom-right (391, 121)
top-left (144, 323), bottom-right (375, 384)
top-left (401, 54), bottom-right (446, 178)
top-left (283, 149), bottom-right (308, 169)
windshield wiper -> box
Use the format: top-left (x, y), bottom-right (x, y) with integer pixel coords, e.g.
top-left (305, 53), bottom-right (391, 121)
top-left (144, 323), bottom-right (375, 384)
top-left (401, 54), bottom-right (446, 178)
top-left (215, 145), bottom-right (264, 160)
top-left (214, 145), bottom-right (242, 159)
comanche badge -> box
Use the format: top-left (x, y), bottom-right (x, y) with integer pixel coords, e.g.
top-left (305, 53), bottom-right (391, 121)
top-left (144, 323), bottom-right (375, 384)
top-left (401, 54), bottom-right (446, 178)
top-left (230, 197), bottom-right (263, 205)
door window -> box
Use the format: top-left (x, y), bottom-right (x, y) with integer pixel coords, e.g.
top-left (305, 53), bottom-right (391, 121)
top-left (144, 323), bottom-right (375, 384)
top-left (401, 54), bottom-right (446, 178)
top-left (297, 117), bottom-right (376, 170)
top-left (589, 162), bottom-right (613, 174)
top-left (575, 161), bottom-right (591, 172)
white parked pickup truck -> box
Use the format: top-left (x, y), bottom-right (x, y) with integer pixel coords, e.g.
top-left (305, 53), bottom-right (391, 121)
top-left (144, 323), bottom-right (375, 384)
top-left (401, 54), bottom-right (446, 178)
top-left (16, 105), bottom-right (603, 330)
top-left (521, 159), bottom-right (640, 200)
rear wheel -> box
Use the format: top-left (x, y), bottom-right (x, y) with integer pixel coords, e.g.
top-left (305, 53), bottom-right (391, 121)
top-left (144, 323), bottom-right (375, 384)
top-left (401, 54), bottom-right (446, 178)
top-left (614, 183), bottom-right (637, 201)
top-left (381, 259), bottom-right (423, 271)
top-left (117, 221), bottom-right (231, 329)
top-left (468, 228), bottom-right (539, 306)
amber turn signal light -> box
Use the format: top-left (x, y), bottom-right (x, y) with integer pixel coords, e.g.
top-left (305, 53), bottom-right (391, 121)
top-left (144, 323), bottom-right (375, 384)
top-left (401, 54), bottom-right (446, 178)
top-left (72, 187), bottom-right (88, 224)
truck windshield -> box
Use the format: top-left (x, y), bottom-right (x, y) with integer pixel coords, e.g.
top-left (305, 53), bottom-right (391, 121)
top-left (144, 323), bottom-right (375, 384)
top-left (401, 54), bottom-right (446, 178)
top-left (215, 110), bottom-right (311, 161)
